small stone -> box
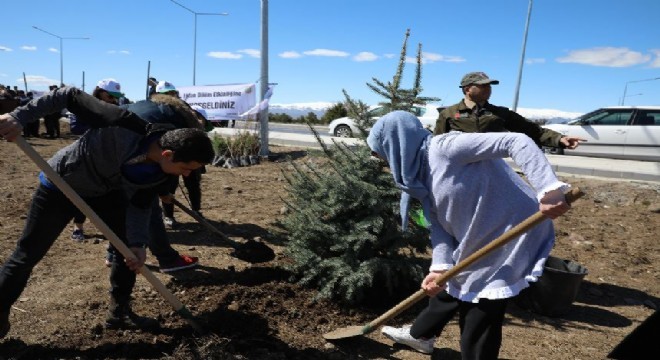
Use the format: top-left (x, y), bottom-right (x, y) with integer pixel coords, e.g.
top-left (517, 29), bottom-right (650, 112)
top-left (227, 301), bottom-right (240, 311)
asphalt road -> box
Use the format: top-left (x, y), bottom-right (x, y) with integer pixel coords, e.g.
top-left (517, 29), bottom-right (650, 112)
top-left (210, 123), bottom-right (660, 184)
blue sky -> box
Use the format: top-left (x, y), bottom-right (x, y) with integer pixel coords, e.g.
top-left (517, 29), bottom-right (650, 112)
top-left (1, 0), bottom-right (659, 114)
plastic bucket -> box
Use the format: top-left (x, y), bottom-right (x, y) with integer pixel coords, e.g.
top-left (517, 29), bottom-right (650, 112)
top-left (515, 256), bottom-right (588, 317)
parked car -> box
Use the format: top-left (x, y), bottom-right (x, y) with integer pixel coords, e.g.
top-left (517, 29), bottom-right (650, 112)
top-left (542, 106), bottom-right (660, 161)
top-left (328, 104), bottom-right (445, 138)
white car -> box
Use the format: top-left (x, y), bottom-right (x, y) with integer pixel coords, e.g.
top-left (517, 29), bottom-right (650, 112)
top-left (542, 106), bottom-right (660, 161)
top-left (328, 104), bottom-right (445, 138)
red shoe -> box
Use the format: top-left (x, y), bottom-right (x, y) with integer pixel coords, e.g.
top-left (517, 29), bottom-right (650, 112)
top-left (159, 255), bottom-right (199, 273)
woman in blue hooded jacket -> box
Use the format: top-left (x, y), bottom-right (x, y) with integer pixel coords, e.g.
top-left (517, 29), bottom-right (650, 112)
top-left (368, 111), bottom-right (571, 359)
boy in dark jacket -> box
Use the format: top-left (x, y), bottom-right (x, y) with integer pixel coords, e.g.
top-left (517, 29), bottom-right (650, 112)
top-left (0, 87), bottom-right (215, 339)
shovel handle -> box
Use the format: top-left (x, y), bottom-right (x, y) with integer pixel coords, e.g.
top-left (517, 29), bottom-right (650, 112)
top-left (14, 136), bottom-right (205, 333)
top-left (362, 187), bottom-right (584, 334)
top-left (169, 197), bottom-right (234, 245)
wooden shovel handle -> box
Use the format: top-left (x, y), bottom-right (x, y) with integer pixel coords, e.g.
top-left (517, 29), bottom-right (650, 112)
top-left (14, 137), bottom-right (204, 333)
top-left (169, 197), bottom-right (235, 246)
top-left (363, 187), bottom-right (584, 333)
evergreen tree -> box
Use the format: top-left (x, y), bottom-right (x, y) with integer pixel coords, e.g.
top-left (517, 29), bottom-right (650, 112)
top-left (280, 138), bottom-right (429, 305)
top-left (279, 29), bottom-right (439, 306)
top-left (366, 28), bottom-right (440, 112)
top-left (306, 112), bottom-right (319, 124)
top-left (269, 113), bottom-right (294, 123)
top-left (320, 102), bottom-right (348, 124)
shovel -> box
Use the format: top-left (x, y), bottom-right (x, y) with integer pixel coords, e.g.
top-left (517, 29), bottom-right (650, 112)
top-left (13, 136), bottom-right (206, 334)
top-left (170, 198), bottom-right (275, 263)
top-left (323, 187), bottom-right (585, 340)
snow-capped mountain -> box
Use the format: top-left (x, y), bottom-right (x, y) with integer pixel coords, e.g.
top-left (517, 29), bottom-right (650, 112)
top-left (516, 107), bottom-right (583, 124)
top-left (269, 102), bottom-right (583, 123)
top-left (269, 102), bottom-right (335, 118)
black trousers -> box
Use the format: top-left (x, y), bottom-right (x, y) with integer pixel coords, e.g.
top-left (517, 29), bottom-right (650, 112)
top-left (162, 168), bottom-right (203, 217)
top-left (410, 290), bottom-right (508, 360)
top-left (22, 120), bottom-right (40, 138)
top-left (0, 184), bottom-right (136, 312)
top-left (44, 115), bottom-right (60, 138)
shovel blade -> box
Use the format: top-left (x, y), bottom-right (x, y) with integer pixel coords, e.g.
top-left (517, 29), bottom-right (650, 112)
top-left (323, 325), bottom-right (372, 340)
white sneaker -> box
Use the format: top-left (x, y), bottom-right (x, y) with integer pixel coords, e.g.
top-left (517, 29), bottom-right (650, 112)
top-left (163, 217), bottom-right (175, 229)
top-left (381, 325), bottom-right (436, 354)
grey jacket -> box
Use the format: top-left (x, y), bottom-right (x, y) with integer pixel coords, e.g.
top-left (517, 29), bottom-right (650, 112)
top-left (9, 87), bottom-right (170, 246)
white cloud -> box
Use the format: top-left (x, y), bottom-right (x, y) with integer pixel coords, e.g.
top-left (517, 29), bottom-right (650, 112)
top-left (556, 47), bottom-right (651, 67)
top-left (404, 52), bottom-right (466, 64)
top-left (48, 47), bottom-right (59, 53)
top-left (21, 46), bottom-right (36, 51)
top-left (649, 49), bottom-right (660, 68)
top-left (424, 52), bottom-right (466, 63)
top-left (353, 52), bottom-right (378, 62)
top-left (0, 46), bottom-right (12, 52)
top-left (279, 51), bottom-right (302, 59)
top-left (405, 56), bottom-right (418, 64)
top-left (303, 49), bottom-right (349, 57)
top-left (207, 51), bottom-right (242, 59)
top-left (22, 75), bottom-right (58, 86)
top-left (383, 53), bottom-right (395, 59)
top-left (238, 49), bottom-right (260, 58)
top-left (107, 50), bottom-right (131, 55)
top-left (525, 58), bottom-right (546, 64)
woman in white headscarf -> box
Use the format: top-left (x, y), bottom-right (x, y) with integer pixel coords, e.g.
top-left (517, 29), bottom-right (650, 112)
top-left (368, 111), bottom-right (570, 359)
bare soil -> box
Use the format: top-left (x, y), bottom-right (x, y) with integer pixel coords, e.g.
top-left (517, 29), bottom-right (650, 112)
top-left (0, 135), bottom-right (658, 360)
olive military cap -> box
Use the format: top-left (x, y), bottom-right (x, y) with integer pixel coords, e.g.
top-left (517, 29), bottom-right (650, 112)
top-left (460, 72), bottom-right (500, 87)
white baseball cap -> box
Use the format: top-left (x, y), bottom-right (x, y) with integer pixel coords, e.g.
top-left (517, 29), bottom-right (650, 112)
top-left (155, 80), bottom-right (177, 94)
top-left (97, 79), bottom-right (124, 98)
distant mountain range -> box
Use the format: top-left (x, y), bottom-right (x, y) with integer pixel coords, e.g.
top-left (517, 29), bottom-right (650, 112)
top-left (269, 102), bottom-right (335, 118)
top-left (269, 102), bottom-right (584, 124)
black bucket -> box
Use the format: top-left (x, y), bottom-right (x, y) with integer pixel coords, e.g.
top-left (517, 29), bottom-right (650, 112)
top-left (515, 256), bottom-right (588, 317)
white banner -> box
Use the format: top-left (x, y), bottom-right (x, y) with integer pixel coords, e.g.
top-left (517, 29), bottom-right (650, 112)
top-left (178, 83), bottom-right (256, 120)
top-left (240, 85), bottom-right (274, 117)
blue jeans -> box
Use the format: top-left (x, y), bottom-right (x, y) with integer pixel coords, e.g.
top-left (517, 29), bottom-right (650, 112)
top-left (146, 198), bottom-right (180, 264)
top-left (108, 197), bottom-right (180, 265)
top-left (0, 184), bottom-right (137, 312)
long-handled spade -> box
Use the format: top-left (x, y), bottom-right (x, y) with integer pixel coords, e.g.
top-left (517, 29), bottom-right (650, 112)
top-left (14, 137), bottom-right (206, 334)
top-left (323, 187), bottom-right (585, 340)
top-left (170, 198), bottom-right (275, 263)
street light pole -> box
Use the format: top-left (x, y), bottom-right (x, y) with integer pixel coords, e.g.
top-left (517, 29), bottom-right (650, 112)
top-left (619, 93), bottom-right (643, 105)
top-left (170, 0), bottom-right (228, 85)
top-left (32, 26), bottom-right (89, 87)
top-left (620, 77), bottom-right (660, 105)
top-left (259, 0), bottom-right (270, 157)
top-left (512, 0), bottom-right (533, 112)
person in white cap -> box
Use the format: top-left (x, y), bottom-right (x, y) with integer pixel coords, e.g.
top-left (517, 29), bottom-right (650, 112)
top-left (68, 79), bottom-right (127, 242)
top-left (160, 105), bottom-right (209, 228)
top-left (154, 81), bottom-right (179, 98)
top-left (93, 79), bottom-right (125, 105)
